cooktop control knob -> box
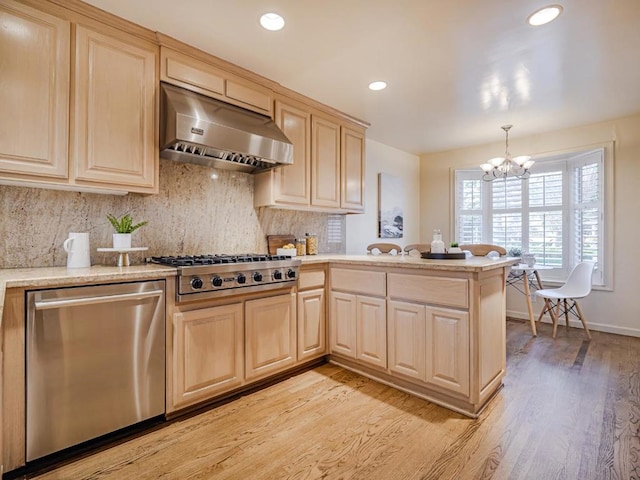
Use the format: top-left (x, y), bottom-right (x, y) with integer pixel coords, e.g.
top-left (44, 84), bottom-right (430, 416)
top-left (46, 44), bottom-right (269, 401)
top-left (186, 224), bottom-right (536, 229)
top-left (190, 277), bottom-right (204, 289)
top-left (286, 269), bottom-right (296, 279)
top-left (237, 273), bottom-right (246, 284)
top-left (253, 272), bottom-right (263, 282)
top-left (211, 276), bottom-right (223, 287)
top-left (273, 270), bottom-right (282, 280)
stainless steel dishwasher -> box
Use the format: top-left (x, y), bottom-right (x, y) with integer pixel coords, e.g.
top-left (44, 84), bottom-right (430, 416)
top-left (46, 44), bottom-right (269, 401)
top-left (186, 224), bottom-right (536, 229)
top-left (26, 280), bottom-right (165, 462)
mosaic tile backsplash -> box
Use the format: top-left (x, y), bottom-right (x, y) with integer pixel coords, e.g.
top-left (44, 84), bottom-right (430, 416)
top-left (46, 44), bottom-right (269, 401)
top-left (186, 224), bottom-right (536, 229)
top-left (0, 160), bottom-right (345, 268)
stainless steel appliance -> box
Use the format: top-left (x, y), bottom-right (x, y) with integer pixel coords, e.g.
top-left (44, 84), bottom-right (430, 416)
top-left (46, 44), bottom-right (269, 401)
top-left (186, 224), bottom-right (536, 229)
top-left (26, 281), bottom-right (165, 462)
top-left (150, 254), bottom-right (301, 302)
top-left (160, 83), bottom-right (293, 173)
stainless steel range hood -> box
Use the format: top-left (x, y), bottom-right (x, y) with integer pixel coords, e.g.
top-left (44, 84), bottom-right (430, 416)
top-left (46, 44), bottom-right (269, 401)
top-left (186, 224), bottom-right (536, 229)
top-left (160, 83), bottom-right (293, 173)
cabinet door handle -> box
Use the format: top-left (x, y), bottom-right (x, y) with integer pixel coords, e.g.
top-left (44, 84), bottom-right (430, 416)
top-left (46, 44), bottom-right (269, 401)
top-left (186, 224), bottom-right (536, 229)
top-left (34, 290), bottom-right (164, 310)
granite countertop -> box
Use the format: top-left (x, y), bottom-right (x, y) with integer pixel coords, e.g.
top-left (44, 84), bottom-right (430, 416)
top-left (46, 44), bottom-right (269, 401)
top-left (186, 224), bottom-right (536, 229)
top-left (0, 264), bottom-right (177, 324)
top-left (1, 256), bottom-right (516, 323)
top-left (299, 254), bottom-right (518, 272)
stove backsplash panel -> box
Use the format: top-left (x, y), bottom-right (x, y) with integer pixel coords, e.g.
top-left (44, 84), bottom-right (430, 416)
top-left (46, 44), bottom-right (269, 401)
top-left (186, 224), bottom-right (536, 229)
top-left (0, 160), bottom-right (346, 268)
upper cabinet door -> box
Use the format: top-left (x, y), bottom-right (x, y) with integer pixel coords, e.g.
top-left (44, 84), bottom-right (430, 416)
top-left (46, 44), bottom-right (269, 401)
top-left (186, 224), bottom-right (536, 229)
top-left (311, 115), bottom-right (340, 208)
top-left (273, 99), bottom-right (311, 205)
top-left (72, 25), bottom-right (157, 192)
top-left (341, 126), bottom-right (365, 212)
top-left (0, 1), bottom-right (70, 179)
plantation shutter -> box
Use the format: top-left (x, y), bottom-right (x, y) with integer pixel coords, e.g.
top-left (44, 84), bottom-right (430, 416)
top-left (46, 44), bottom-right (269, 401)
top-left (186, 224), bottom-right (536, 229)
top-left (491, 177), bottom-right (522, 251)
top-left (455, 172), bottom-right (484, 244)
top-left (528, 167), bottom-right (564, 267)
top-left (570, 149), bottom-right (603, 283)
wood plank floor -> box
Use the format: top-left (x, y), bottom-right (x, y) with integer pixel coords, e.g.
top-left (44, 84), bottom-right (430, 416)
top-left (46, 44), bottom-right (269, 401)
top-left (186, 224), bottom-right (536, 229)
top-left (30, 320), bottom-right (640, 480)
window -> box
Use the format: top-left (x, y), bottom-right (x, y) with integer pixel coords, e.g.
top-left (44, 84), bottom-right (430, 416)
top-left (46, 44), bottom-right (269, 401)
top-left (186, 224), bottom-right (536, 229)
top-left (454, 147), bottom-right (609, 286)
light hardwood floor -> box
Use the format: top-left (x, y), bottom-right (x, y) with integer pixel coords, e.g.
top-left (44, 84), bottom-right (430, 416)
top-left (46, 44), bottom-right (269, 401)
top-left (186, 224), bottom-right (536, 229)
top-left (30, 319), bottom-right (640, 480)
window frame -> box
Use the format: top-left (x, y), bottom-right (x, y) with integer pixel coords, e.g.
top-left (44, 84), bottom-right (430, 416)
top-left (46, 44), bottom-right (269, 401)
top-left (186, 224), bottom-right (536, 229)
top-left (452, 142), bottom-right (614, 289)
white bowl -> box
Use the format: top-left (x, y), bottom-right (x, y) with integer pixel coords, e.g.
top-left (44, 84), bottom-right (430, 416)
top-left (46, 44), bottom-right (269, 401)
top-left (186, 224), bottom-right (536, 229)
top-left (276, 248), bottom-right (297, 257)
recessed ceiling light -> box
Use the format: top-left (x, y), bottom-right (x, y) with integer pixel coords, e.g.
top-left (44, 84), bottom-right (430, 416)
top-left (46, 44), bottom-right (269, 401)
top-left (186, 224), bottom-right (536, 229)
top-left (260, 13), bottom-right (285, 31)
top-left (527, 5), bottom-right (563, 26)
top-left (368, 81), bottom-right (387, 91)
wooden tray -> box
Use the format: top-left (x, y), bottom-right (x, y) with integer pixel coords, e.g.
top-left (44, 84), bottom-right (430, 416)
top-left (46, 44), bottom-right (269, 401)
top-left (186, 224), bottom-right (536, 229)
top-left (421, 252), bottom-right (466, 260)
top-left (267, 234), bottom-right (295, 255)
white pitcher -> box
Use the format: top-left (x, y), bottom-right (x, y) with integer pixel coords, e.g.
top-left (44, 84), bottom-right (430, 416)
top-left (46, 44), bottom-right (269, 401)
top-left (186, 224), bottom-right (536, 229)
top-left (63, 232), bottom-right (91, 268)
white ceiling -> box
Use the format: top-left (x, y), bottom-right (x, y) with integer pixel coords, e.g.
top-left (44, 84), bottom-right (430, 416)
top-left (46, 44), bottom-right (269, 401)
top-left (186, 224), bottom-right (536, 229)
top-left (84, 0), bottom-right (640, 155)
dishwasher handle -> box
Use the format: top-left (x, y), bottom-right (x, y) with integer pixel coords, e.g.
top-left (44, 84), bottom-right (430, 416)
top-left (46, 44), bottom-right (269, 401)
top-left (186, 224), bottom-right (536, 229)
top-left (34, 289), bottom-right (164, 311)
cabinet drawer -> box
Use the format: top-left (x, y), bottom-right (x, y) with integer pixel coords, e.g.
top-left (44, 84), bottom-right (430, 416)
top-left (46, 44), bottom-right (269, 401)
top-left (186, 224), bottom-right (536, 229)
top-left (388, 273), bottom-right (468, 309)
top-left (331, 268), bottom-right (385, 296)
top-left (299, 269), bottom-right (325, 290)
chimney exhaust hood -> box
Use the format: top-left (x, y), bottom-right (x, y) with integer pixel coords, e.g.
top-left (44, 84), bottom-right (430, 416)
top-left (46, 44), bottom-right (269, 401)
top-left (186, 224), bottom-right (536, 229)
top-left (160, 83), bottom-right (293, 173)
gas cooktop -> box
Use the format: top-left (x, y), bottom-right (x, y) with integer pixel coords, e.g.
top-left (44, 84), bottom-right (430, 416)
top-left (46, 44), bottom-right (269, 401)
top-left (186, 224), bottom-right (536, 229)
top-left (149, 253), bottom-right (301, 302)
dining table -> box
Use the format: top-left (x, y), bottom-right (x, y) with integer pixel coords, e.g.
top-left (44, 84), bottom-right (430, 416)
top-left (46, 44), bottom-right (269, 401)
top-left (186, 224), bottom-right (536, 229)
top-left (507, 263), bottom-right (554, 336)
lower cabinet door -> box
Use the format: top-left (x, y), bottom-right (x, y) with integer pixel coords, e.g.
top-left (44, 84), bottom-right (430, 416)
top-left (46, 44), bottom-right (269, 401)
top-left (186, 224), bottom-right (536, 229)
top-left (173, 303), bottom-right (244, 409)
top-left (356, 295), bottom-right (387, 369)
top-left (388, 300), bottom-right (426, 381)
top-left (425, 306), bottom-right (470, 396)
top-left (297, 288), bottom-right (327, 361)
top-left (329, 291), bottom-right (357, 358)
top-left (245, 292), bottom-right (297, 380)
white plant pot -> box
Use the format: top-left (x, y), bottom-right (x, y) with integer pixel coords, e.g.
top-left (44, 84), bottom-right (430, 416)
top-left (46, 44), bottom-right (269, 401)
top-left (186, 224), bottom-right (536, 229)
top-left (448, 247), bottom-right (462, 253)
top-left (113, 233), bottom-right (132, 249)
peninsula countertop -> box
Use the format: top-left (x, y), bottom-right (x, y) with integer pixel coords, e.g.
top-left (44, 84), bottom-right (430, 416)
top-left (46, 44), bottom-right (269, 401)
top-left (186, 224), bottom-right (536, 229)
top-left (298, 254), bottom-right (518, 272)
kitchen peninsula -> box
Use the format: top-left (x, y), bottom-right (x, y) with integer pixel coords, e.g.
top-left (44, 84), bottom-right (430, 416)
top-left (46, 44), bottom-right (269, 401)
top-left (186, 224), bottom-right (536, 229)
top-left (302, 254), bottom-right (515, 417)
top-left (0, 255), bottom-right (513, 473)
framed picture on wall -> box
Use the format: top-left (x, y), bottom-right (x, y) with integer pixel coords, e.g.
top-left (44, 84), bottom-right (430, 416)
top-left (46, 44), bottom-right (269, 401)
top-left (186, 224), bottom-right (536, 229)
top-left (378, 173), bottom-right (404, 238)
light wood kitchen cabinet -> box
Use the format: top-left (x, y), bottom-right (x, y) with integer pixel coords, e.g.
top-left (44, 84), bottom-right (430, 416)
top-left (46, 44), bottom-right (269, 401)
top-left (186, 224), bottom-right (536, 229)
top-left (297, 289), bottom-right (326, 361)
top-left (73, 24), bottom-right (157, 192)
top-left (0, 0), bottom-right (158, 194)
top-left (329, 291), bottom-right (357, 358)
top-left (254, 102), bottom-right (367, 214)
top-left (388, 300), bottom-right (426, 381)
top-left (253, 98), bottom-right (311, 207)
top-left (330, 267), bottom-right (387, 369)
top-left (172, 304), bottom-right (244, 409)
top-left (297, 266), bottom-right (327, 362)
top-left (355, 295), bottom-right (387, 369)
top-left (245, 292), bottom-right (297, 380)
top-left (340, 125), bottom-right (366, 212)
top-left (160, 47), bottom-right (273, 116)
top-left (0, 1), bottom-right (70, 181)
top-left (311, 114), bottom-right (341, 208)
top-left (425, 306), bottom-right (470, 396)
top-left (330, 292), bottom-right (387, 368)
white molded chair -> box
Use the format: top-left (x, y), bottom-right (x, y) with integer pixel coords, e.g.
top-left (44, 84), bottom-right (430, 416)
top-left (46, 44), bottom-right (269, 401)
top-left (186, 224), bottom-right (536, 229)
top-left (535, 261), bottom-right (595, 339)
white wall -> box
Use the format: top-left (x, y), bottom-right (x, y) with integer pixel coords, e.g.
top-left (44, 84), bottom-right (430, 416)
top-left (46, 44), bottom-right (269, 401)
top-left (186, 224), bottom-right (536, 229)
top-left (346, 139), bottom-right (420, 254)
top-left (420, 113), bottom-right (640, 337)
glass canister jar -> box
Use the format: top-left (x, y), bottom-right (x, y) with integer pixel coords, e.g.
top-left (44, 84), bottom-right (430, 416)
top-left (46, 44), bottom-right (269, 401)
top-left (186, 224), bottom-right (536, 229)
top-left (305, 233), bottom-right (318, 255)
top-left (295, 238), bottom-right (307, 256)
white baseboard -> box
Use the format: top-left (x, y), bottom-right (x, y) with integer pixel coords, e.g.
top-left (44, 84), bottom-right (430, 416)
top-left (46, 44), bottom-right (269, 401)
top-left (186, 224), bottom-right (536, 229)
top-left (506, 309), bottom-right (640, 338)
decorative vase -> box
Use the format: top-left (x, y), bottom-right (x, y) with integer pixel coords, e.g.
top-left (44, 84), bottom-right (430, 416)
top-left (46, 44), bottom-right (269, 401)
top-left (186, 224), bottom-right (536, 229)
top-left (113, 233), bottom-right (132, 249)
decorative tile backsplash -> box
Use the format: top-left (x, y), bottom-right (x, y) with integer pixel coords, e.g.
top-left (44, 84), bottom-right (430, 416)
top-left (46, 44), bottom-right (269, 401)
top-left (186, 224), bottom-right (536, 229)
top-left (0, 160), bottom-right (345, 268)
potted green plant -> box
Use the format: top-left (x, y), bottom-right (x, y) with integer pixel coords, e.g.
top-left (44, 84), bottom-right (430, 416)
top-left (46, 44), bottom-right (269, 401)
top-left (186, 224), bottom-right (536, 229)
top-left (107, 214), bottom-right (148, 249)
top-left (507, 247), bottom-right (523, 258)
top-left (448, 242), bottom-right (462, 253)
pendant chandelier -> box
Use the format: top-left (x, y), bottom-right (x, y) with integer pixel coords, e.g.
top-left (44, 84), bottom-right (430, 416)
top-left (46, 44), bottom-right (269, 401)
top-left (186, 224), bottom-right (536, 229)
top-left (480, 124), bottom-right (534, 181)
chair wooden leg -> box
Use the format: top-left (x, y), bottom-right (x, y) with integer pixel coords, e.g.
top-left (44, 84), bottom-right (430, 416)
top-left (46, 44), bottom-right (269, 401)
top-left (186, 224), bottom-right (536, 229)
top-left (573, 299), bottom-right (592, 340)
top-left (564, 299), bottom-right (570, 329)
top-left (553, 300), bottom-right (560, 338)
top-left (537, 299), bottom-right (548, 322)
